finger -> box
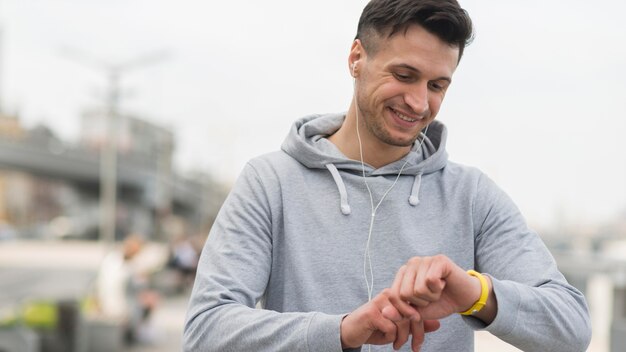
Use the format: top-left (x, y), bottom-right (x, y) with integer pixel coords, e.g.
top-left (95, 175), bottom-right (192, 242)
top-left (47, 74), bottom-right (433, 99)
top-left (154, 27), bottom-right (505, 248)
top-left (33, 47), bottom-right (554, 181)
top-left (381, 304), bottom-right (403, 322)
top-left (374, 292), bottom-right (413, 347)
top-left (424, 262), bottom-right (446, 299)
top-left (412, 257), bottom-right (447, 304)
top-left (389, 271), bottom-right (420, 318)
top-left (378, 318), bottom-right (398, 343)
top-left (413, 257), bottom-right (433, 297)
top-left (402, 260), bottom-right (433, 307)
top-left (391, 265), bottom-right (407, 291)
top-left (425, 275), bottom-right (445, 296)
top-left (408, 296), bottom-right (430, 308)
top-left (410, 318), bottom-right (425, 352)
top-left (371, 309), bottom-right (398, 344)
top-left (403, 258), bottom-right (437, 307)
top-left (423, 319), bottom-right (441, 333)
top-left (393, 319), bottom-right (410, 350)
top-left (400, 261), bottom-right (418, 302)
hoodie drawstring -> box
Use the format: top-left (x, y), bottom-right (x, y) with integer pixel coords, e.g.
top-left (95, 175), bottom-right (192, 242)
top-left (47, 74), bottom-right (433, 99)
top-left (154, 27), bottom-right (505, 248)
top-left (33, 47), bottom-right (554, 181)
top-left (408, 173), bottom-right (423, 206)
top-left (325, 164), bottom-right (351, 215)
top-left (326, 164), bottom-right (423, 214)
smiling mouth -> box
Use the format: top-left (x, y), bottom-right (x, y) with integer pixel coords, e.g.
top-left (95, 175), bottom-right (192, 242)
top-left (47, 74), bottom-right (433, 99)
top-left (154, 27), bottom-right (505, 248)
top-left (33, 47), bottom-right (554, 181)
top-left (390, 107), bottom-right (421, 122)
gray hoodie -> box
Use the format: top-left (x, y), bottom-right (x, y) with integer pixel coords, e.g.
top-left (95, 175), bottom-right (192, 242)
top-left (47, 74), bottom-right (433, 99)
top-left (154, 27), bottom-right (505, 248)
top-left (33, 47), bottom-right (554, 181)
top-left (184, 113), bottom-right (591, 351)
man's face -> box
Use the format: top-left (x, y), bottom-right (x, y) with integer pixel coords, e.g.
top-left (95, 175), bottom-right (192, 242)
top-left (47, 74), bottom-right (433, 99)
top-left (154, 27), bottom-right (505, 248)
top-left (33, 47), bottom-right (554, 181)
top-left (352, 25), bottom-right (459, 148)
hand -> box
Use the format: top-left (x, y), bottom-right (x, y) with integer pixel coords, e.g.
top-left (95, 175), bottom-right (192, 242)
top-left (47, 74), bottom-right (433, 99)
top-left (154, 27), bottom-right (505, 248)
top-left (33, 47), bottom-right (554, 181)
top-left (387, 255), bottom-right (493, 323)
top-left (340, 289), bottom-right (440, 351)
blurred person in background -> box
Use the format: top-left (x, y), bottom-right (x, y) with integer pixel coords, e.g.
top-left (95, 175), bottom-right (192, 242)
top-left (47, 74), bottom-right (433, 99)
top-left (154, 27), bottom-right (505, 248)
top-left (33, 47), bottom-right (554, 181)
top-left (97, 233), bottom-right (160, 344)
top-left (168, 233), bottom-right (200, 293)
top-left (184, 0), bottom-right (591, 351)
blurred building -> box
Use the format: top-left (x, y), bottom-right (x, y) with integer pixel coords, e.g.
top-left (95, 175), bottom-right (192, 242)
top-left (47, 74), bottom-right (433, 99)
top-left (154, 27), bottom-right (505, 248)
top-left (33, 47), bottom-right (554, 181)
top-left (80, 108), bottom-right (175, 214)
top-left (0, 111), bottom-right (227, 242)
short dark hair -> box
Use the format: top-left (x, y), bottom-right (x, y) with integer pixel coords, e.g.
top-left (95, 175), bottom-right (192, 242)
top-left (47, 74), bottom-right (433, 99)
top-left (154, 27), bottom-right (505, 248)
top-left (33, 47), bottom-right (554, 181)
top-left (356, 0), bottom-right (474, 61)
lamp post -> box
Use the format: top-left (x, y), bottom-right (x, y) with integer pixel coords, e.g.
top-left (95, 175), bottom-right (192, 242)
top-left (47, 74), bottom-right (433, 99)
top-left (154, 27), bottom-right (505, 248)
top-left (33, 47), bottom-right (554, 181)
top-left (61, 47), bottom-right (170, 244)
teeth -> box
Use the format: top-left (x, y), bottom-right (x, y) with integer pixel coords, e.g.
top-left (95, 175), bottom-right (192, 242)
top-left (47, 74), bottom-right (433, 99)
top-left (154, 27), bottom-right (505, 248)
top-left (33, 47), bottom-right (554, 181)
top-left (393, 109), bottom-right (417, 122)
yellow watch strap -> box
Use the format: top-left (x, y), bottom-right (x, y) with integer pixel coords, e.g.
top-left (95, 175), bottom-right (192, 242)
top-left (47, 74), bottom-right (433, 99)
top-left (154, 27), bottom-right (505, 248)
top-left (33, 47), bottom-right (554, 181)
top-left (459, 270), bottom-right (489, 316)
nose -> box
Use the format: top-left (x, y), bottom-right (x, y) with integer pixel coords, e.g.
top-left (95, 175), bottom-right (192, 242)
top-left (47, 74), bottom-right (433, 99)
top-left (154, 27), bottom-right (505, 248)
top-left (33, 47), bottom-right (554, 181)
top-left (404, 83), bottom-right (429, 116)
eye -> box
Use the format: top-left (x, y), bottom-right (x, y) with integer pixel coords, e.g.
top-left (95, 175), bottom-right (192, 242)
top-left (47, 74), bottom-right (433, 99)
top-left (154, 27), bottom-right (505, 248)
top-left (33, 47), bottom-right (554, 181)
top-left (393, 72), bottom-right (413, 82)
top-left (428, 81), bottom-right (447, 92)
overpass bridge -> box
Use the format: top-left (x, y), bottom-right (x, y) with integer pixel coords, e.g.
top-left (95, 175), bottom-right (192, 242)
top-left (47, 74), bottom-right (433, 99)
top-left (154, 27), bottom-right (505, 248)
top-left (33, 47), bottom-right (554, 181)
top-left (0, 137), bottom-right (204, 208)
top-left (0, 131), bottom-right (224, 240)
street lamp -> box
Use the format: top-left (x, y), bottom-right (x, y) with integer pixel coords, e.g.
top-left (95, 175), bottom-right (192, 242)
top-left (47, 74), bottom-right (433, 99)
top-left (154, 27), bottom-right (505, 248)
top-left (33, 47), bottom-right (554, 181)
top-left (60, 47), bottom-right (171, 244)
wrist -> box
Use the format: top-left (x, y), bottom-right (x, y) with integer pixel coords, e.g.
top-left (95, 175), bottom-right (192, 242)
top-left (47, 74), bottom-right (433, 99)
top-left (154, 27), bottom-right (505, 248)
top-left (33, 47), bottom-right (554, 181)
top-left (459, 270), bottom-right (489, 316)
top-left (340, 314), bottom-right (358, 349)
top-left (472, 275), bottom-right (496, 324)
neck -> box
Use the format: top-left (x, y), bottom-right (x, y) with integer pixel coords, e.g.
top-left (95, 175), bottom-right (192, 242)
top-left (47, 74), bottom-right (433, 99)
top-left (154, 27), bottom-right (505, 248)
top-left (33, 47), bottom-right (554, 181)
top-left (328, 103), bottom-right (412, 169)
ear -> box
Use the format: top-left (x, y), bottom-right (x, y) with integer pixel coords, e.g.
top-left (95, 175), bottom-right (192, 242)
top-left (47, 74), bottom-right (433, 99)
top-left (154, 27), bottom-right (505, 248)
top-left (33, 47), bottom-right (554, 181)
top-left (348, 39), bottom-right (364, 77)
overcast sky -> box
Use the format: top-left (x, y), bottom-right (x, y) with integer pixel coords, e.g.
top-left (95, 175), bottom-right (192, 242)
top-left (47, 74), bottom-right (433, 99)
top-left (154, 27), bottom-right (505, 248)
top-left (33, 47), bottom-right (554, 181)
top-left (1, 0), bottom-right (626, 229)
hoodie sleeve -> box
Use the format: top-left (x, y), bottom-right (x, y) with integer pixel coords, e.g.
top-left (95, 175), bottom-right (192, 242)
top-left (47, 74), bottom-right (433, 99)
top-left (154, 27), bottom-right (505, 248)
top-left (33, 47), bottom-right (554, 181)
top-left (183, 163), bottom-right (345, 352)
top-left (465, 173), bottom-right (592, 351)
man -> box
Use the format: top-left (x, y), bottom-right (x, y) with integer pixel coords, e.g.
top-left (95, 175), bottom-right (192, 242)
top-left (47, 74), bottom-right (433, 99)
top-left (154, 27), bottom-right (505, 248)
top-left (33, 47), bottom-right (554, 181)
top-left (184, 1), bottom-right (591, 351)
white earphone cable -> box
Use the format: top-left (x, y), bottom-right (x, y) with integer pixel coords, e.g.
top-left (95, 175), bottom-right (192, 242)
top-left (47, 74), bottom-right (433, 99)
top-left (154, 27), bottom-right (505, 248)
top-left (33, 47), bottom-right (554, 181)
top-left (353, 78), bottom-right (429, 302)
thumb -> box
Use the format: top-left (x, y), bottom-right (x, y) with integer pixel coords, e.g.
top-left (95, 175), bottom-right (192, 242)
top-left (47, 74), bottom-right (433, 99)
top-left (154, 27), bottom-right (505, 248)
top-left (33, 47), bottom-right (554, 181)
top-left (381, 305), bottom-right (404, 322)
top-left (423, 319), bottom-right (440, 333)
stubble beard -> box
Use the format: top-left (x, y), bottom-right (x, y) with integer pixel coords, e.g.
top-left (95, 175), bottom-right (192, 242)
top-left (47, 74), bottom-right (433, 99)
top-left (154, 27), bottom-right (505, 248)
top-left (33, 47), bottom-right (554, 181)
top-left (357, 101), bottom-right (421, 148)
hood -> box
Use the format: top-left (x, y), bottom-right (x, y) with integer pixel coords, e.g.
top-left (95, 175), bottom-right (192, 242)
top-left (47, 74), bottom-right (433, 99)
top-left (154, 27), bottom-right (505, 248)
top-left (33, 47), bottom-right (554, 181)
top-left (281, 113), bottom-right (450, 215)
top-left (281, 113), bottom-right (449, 176)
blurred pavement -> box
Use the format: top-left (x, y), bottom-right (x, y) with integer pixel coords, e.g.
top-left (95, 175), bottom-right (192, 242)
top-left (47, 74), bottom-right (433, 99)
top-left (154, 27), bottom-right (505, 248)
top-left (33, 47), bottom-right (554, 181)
top-left (123, 293), bottom-right (189, 352)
